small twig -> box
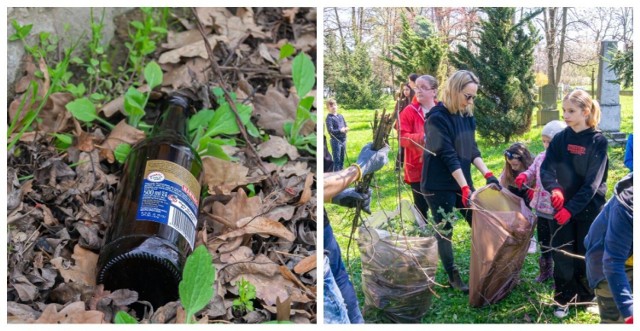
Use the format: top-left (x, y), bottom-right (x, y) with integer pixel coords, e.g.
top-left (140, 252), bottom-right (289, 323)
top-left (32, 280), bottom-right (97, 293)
top-left (191, 8), bottom-right (275, 189)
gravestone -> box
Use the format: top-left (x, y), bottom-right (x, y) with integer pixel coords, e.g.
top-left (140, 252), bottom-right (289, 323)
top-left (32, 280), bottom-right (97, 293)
top-left (537, 84), bottom-right (559, 126)
top-left (597, 40), bottom-right (626, 145)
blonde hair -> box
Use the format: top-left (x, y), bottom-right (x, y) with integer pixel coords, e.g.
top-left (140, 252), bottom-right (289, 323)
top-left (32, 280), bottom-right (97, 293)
top-left (441, 70), bottom-right (479, 116)
top-left (563, 89), bottom-right (601, 128)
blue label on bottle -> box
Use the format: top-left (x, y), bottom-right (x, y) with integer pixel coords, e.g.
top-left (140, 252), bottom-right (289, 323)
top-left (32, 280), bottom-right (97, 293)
top-left (136, 160), bottom-right (200, 250)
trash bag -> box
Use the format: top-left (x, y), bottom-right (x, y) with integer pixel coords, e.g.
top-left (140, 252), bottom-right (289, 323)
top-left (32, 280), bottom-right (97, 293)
top-left (469, 184), bottom-right (536, 307)
top-left (357, 200), bottom-right (439, 323)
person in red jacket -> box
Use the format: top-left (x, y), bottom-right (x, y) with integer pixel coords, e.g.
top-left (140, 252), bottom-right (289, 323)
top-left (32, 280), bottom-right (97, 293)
top-left (399, 75), bottom-right (438, 221)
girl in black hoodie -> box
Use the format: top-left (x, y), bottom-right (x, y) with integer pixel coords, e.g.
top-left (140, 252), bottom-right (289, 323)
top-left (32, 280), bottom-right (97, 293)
top-left (540, 89), bottom-right (608, 318)
top-left (420, 70), bottom-right (500, 293)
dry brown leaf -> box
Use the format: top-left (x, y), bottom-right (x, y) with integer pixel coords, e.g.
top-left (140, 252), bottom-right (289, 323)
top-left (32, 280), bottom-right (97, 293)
top-left (253, 87), bottom-right (314, 137)
top-left (210, 189), bottom-right (262, 227)
top-left (257, 136), bottom-right (299, 160)
top-left (220, 246), bottom-right (254, 263)
top-left (76, 130), bottom-right (97, 152)
top-left (281, 162), bottom-right (311, 177)
top-left (258, 43), bottom-right (276, 64)
top-left (229, 272), bottom-right (310, 306)
top-left (263, 205), bottom-right (296, 222)
top-left (162, 29), bottom-right (205, 49)
top-left (100, 85), bottom-right (149, 118)
top-left (39, 204), bottom-right (59, 226)
top-left (296, 173), bottom-right (314, 206)
top-left (293, 254), bottom-right (317, 274)
top-left (293, 32), bottom-right (317, 53)
top-left (162, 58), bottom-right (209, 89)
top-left (218, 216), bottom-right (295, 242)
top-left (282, 8), bottom-right (299, 24)
top-left (158, 35), bottom-right (225, 64)
top-left (32, 301), bottom-right (104, 323)
top-left (202, 156), bottom-right (251, 195)
top-left (50, 245), bottom-right (99, 286)
top-left (98, 120), bottom-right (146, 162)
top-left (8, 92), bottom-right (74, 135)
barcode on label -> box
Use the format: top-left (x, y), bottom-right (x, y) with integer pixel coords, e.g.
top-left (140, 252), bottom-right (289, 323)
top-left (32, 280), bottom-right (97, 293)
top-left (168, 206), bottom-right (196, 250)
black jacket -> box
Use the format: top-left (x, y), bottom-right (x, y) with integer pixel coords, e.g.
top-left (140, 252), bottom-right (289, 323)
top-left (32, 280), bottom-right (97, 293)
top-left (541, 127), bottom-right (608, 215)
top-left (421, 103), bottom-right (481, 192)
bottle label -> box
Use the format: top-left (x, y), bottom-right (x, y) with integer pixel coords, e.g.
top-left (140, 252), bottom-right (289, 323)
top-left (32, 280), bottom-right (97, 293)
top-left (136, 160), bottom-right (201, 250)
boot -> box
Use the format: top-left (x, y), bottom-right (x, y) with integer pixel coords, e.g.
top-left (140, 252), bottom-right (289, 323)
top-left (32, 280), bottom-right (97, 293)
top-left (448, 269), bottom-right (469, 294)
top-left (535, 256), bottom-right (553, 283)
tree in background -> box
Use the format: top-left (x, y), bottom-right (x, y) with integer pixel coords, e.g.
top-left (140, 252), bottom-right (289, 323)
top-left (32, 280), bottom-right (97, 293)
top-left (334, 41), bottom-right (384, 109)
top-left (609, 46), bottom-right (633, 89)
top-left (382, 13), bottom-right (448, 88)
top-left (451, 7), bottom-right (542, 143)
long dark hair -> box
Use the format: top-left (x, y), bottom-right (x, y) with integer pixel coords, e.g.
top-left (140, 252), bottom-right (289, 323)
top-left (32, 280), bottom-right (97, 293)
top-left (502, 142), bottom-right (534, 186)
top-left (396, 83), bottom-right (414, 112)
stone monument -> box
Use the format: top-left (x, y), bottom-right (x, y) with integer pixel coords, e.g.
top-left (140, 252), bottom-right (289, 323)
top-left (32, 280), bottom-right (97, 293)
top-left (537, 84), bottom-right (559, 126)
top-left (597, 40), bottom-right (626, 145)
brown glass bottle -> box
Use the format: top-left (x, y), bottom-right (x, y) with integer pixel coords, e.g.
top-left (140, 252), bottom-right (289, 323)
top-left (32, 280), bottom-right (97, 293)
top-left (97, 94), bottom-right (203, 310)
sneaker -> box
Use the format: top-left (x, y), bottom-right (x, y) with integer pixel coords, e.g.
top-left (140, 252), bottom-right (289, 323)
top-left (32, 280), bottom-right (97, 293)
top-left (554, 305), bottom-right (569, 318)
top-left (586, 305), bottom-right (599, 315)
top-left (528, 239), bottom-right (537, 254)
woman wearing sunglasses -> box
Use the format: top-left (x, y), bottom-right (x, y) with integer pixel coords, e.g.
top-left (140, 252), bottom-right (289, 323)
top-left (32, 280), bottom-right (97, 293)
top-left (420, 70), bottom-right (500, 294)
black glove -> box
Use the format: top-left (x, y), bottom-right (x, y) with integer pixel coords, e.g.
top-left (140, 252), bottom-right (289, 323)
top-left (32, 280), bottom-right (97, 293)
top-left (484, 171), bottom-right (502, 190)
top-left (331, 188), bottom-right (372, 214)
top-left (356, 143), bottom-right (390, 176)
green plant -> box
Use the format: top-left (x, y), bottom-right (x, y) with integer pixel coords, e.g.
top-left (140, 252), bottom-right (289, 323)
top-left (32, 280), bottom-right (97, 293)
top-left (115, 245), bottom-right (216, 324)
top-left (124, 7), bottom-right (168, 77)
top-left (232, 277), bottom-right (257, 313)
top-left (284, 52), bottom-right (317, 155)
top-left (123, 60), bottom-right (163, 128)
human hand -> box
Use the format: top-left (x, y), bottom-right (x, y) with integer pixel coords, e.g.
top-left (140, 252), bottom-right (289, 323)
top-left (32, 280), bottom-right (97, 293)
top-left (554, 208), bottom-right (571, 225)
top-left (515, 173), bottom-right (528, 189)
top-left (356, 143), bottom-right (390, 176)
top-left (485, 172), bottom-right (502, 190)
top-left (331, 188), bottom-right (372, 214)
top-left (461, 185), bottom-right (471, 207)
top-left (551, 189), bottom-right (565, 210)
top-left (527, 189), bottom-right (535, 201)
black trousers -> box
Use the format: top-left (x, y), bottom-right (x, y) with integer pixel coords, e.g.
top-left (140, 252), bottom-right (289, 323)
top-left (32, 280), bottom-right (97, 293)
top-left (537, 216), bottom-right (553, 259)
top-left (409, 182), bottom-right (429, 221)
top-left (550, 205), bottom-right (601, 305)
top-left (423, 189), bottom-right (472, 275)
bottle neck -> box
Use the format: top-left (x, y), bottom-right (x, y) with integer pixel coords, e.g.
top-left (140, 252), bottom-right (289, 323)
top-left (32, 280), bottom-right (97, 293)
top-left (152, 97), bottom-right (190, 137)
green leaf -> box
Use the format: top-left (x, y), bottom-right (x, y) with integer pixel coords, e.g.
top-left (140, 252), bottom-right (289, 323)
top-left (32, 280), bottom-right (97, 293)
top-left (188, 109), bottom-right (215, 134)
top-left (66, 98), bottom-right (97, 123)
top-left (52, 133), bottom-right (73, 150)
top-left (114, 143), bottom-right (132, 164)
top-left (130, 21), bottom-right (144, 30)
top-left (179, 245), bottom-right (215, 323)
top-left (114, 311), bottom-right (138, 324)
top-left (143, 61), bottom-right (163, 89)
top-left (205, 104), bottom-right (239, 137)
top-left (279, 43), bottom-right (295, 59)
top-left (292, 53), bottom-right (315, 97)
top-left (270, 156), bottom-right (288, 166)
top-left (197, 137), bottom-right (231, 160)
top-left (123, 87), bottom-right (146, 127)
top-left (90, 93), bottom-right (105, 101)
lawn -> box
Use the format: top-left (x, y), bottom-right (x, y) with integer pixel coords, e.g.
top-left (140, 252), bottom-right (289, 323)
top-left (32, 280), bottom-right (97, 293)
top-left (324, 94), bottom-right (632, 323)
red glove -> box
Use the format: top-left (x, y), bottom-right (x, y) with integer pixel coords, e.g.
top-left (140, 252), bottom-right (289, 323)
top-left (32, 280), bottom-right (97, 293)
top-left (514, 173), bottom-right (528, 189)
top-left (461, 185), bottom-right (471, 207)
top-left (527, 189), bottom-right (535, 201)
top-left (554, 208), bottom-right (571, 225)
top-left (624, 316), bottom-right (633, 324)
top-left (550, 189), bottom-right (565, 210)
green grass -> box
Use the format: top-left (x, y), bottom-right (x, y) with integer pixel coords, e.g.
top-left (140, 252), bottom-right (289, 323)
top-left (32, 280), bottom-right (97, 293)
top-left (326, 94), bottom-right (632, 324)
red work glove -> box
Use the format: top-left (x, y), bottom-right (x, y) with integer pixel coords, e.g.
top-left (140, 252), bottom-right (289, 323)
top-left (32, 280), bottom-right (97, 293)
top-left (461, 185), bottom-right (471, 207)
top-left (554, 208), bottom-right (571, 225)
top-left (514, 173), bottom-right (528, 189)
top-left (624, 316), bottom-right (633, 324)
top-left (527, 189), bottom-right (535, 201)
top-left (550, 189), bottom-right (565, 210)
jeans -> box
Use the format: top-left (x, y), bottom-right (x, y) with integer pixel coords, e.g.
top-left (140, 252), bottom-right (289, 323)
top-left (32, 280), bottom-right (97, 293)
top-left (330, 138), bottom-right (346, 171)
top-left (324, 256), bottom-right (350, 324)
top-left (423, 189), bottom-right (472, 275)
top-left (324, 223), bottom-right (364, 323)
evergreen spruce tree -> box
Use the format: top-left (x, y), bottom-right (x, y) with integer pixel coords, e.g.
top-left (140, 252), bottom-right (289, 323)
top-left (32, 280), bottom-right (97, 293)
top-left (382, 13), bottom-right (447, 87)
top-left (334, 42), bottom-right (384, 109)
top-left (450, 7), bottom-right (542, 143)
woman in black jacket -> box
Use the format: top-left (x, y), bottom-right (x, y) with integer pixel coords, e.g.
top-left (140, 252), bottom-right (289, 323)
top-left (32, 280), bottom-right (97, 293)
top-left (420, 70), bottom-right (500, 294)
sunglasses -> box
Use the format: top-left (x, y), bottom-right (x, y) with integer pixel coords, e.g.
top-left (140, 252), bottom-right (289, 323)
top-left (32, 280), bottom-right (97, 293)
top-left (504, 151), bottom-right (522, 160)
top-left (463, 93), bottom-right (476, 101)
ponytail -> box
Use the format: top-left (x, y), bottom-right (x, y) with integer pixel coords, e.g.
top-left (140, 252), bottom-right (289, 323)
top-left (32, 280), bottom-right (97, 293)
top-left (563, 89), bottom-right (601, 129)
top-left (587, 99), bottom-right (601, 129)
